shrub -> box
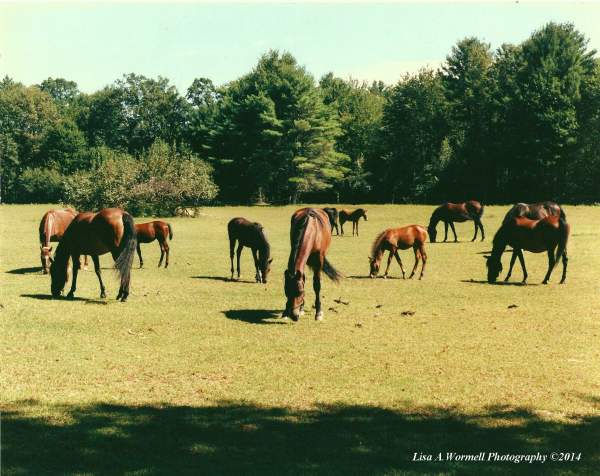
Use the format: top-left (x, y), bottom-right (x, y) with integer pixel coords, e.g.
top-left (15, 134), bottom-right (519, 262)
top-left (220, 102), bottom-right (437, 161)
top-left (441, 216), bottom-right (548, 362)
top-left (15, 168), bottom-right (66, 203)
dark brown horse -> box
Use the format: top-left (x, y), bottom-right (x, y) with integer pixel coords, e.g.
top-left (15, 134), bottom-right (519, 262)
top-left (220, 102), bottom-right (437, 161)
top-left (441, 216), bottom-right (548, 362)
top-left (39, 208), bottom-right (88, 273)
top-left (50, 208), bottom-right (137, 301)
top-left (486, 215), bottom-right (569, 284)
top-left (502, 201), bottom-right (565, 225)
top-left (323, 207), bottom-right (340, 235)
top-left (339, 208), bottom-right (368, 236)
top-left (135, 221), bottom-right (173, 268)
top-left (428, 201), bottom-right (484, 243)
top-left (283, 208), bottom-right (342, 321)
top-left (228, 217), bottom-right (272, 283)
top-left (369, 225), bottom-right (428, 280)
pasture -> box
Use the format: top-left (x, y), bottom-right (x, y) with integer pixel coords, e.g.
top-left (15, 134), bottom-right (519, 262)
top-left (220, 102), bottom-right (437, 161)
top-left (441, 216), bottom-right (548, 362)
top-left (1, 204), bottom-right (599, 475)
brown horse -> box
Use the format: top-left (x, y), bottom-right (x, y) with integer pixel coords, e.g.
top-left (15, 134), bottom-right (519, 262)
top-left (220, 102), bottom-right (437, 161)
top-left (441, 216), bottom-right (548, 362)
top-left (368, 225), bottom-right (428, 280)
top-left (50, 208), bottom-right (137, 301)
top-left (339, 208), bottom-right (368, 236)
top-left (228, 217), bottom-right (272, 283)
top-left (485, 215), bottom-right (569, 284)
top-left (135, 221), bottom-right (173, 268)
top-left (39, 208), bottom-right (88, 273)
top-left (502, 201), bottom-right (565, 225)
top-left (283, 208), bottom-right (342, 321)
top-left (428, 200), bottom-right (484, 243)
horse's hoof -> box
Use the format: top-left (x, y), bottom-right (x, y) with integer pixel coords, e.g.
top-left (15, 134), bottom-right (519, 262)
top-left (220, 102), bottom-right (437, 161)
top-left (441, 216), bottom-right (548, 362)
top-left (100, 293), bottom-right (106, 299)
top-left (382, 275), bottom-right (387, 280)
top-left (66, 293), bottom-right (75, 300)
top-left (542, 280), bottom-right (548, 285)
top-left (315, 311), bottom-right (323, 321)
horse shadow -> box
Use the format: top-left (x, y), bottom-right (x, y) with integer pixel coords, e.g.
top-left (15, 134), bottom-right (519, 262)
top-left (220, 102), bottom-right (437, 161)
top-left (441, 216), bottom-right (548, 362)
top-left (192, 276), bottom-right (256, 284)
top-left (20, 294), bottom-right (109, 304)
top-left (222, 309), bottom-right (286, 325)
top-left (348, 275), bottom-right (404, 280)
top-left (460, 279), bottom-right (539, 287)
top-left (6, 267), bottom-right (43, 275)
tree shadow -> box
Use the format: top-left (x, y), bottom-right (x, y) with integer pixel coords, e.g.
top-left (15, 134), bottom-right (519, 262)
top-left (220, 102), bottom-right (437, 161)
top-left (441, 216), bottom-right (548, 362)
top-left (460, 280), bottom-right (539, 287)
top-left (6, 266), bottom-right (43, 275)
top-left (3, 399), bottom-right (598, 475)
top-left (192, 276), bottom-right (256, 284)
top-left (222, 309), bottom-right (286, 325)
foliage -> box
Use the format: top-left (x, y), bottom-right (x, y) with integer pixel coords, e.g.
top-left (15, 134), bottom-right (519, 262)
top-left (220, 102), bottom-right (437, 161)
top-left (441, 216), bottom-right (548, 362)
top-left (14, 167), bottom-right (66, 203)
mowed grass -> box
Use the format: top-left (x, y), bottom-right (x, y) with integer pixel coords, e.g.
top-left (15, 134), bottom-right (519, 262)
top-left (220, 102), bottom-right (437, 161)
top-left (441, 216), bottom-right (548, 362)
top-left (1, 204), bottom-right (600, 475)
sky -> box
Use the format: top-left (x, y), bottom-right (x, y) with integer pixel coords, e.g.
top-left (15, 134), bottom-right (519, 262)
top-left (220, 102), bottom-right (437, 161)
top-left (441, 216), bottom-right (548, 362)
top-left (1, 2), bottom-right (600, 93)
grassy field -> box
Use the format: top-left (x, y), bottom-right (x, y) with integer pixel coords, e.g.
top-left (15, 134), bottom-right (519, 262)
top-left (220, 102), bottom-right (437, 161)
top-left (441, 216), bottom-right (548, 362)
top-left (1, 203), bottom-right (599, 475)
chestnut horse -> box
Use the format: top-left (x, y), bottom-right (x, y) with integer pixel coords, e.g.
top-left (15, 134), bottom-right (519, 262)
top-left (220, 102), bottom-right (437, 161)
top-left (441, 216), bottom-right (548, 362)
top-left (485, 215), bottom-right (569, 284)
top-left (283, 208), bottom-right (342, 321)
top-left (39, 209), bottom-right (88, 273)
top-left (502, 201), bottom-right (565, 225)
top-left (323, 207), bottom-right (340, 235)
top-left (50, 208), bottom-right (137, 301)
top-left (339, 208), bottom-right (368, 236)
top-left (428, 201), bottom-right (484, 243)
top-left (228, 217), bottom-right (272, 283)
top-left (368, 225), bottom-right (428, 280)
top-left (135, 221), bottom-right (173, 268)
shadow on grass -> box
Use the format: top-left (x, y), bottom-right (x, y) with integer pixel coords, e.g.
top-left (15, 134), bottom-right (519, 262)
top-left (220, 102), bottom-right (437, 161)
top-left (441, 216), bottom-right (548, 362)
top-left (20, 294), bottom-right (108, 304)
top-left (3, 400), bottom-right (598, 475)
top-left (6, 266), bottom-right (43, 275)
top-left (222, 309), bottom-right (286, 325)
top-left (348, 275), bottom-right (406, 280)
top-left (460, 280), bottom-right (539, 287)
top-left (192, 276), bottom-right (257, 284)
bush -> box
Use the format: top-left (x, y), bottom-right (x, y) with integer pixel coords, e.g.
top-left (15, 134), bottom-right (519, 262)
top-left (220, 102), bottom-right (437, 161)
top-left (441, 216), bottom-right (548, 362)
top-left (15, 168), bottom-right (66, 203)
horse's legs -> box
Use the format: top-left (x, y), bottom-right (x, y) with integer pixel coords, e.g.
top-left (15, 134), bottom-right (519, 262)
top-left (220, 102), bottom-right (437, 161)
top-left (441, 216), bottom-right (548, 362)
top-left (419, 245), bottom-right (427, 279)
top-left (66, 254), bottom-right (80, 299)
top-left (251, 248), bottom-right (261, 282)
top-left (394, 250), bottom-right (406, 279)
top-left (157, 238), bottom-right (169, 268)
top-left (236, 244), bottom-right (243, 279)
top-left (517, 250), bottom-right (528, 283)
top-left (81, 255), bottom-right (89, 271)
top-left (334, 222), bottom-right (339, 235)
top-left (163, 241), bottom-right (170, 268)
top-left (136, 243), bottom-right (144, 268)
top-left (542, 248), bottom-right (556, 284)
top-left (560, 249), bottom-right (568, 284)
top-left (383, 250), bottom-right (394, 278)
top-left (355, 221), bottom-right (359, 237)
top-left (408, 247), bottom-right (420, 279)
top-left (471, 220), bottom-right (478, 242)
top-left (313, 267), bottom-right (323, 321)
top-left (340, 220), bottom-right (345, 236)
top-left (444, 222), bottom-right (449, 242)
top-left (92, 255), bottom-right (106, 298)
top-left (504, 250), bottom-right (518, 282)
top-left (479, 220), bottom-right (485, 241)
top-left (157, 240), bottom-right (165, 268)
top-left (449, 222), bottom-right (458, 242)
top-left (229, 238), bottom-right (236, 280)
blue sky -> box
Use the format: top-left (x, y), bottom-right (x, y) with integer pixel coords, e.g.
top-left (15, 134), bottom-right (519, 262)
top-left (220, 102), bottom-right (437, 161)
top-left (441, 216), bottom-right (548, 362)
top-left (1, 2), bottom-right (599, 93)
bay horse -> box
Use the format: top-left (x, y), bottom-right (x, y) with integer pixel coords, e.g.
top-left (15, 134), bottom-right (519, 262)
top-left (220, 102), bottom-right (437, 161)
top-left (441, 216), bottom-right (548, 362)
top-left (50, 208), bottom-right (137, 301)
top-left (135, 221), bottom-right (173, 268)
top-left (283, 208), bottom-right (342, 321)
top-left (39, 208), bottom-right (88, 273)
top-left (339, 208), bottom-right (368, 236)
top-left (228, 217), bottom-right (272, 283)
top-left (485, 214), bottom-right (569, 284)
top-left (368, 225), bottom-right (428, 280)
top-left (323, 207), bottom-right (340, 235)
top-left (428, 201), bottom-right (484, 243)
top-left (502, 201), bottom-right (565, 225)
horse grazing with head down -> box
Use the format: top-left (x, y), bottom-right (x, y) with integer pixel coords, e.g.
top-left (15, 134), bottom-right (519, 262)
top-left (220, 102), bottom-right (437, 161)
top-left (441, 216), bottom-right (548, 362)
top-left (50, 208), bottom-right (137, 301)
top-left (485, 214), bottom-right (569, 285)
top-left (283, 208), bottom-right (342, 321)
top-left (135, 221), bottom-right (173, 268)
top-left (339, 208), bottom-right (368, 236)
top-left (323, 207), bottom-right (340, 235)
top-left (369, 225), bottom-right (428, 280)
top-left (502, 201), bottom-right (565, 225)
top-left (39, 208), bottom-right (88, 274)
top-left (428, 201), bottom-right (484, 243)
top-left (228, 217), bottom-right (272, 283)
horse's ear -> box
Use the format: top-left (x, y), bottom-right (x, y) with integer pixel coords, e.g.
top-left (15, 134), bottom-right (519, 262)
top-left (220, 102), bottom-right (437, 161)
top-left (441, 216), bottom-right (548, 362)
top-left (268, 258), bottom-right (273, 264)
top-left (367, 256), bottom-right (373, 262)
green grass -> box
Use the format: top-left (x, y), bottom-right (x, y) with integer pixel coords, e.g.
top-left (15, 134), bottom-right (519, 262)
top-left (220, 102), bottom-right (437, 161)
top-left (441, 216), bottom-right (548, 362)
top-left (1, 204), bottom-right (599, 475)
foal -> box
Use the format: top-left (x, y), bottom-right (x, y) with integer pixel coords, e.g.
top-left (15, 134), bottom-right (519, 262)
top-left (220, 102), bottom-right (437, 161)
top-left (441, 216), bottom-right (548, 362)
top-left (428, 201), bottom-right (484, 242)
top-left (135, 221), bottom-right (173, 268)
top-left (369, 226), bottom-right (428, 279)
top-left (228, 217), bottom-right (272, 283)
top-left (339, 208), bottom-right (368, 236)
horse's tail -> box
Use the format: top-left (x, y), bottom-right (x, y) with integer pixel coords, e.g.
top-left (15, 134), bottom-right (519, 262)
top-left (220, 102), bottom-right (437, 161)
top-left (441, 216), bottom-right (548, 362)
top-left (557, 204), bottom-right (567, 221)
top-left (554, 213), bottom-right (569, 265)
top-left (322, 257), bottom-right (343, 283)
top-left (167, 223), bottom-right (173, 240)
top-left (115, 213), bottom-right (137, 290)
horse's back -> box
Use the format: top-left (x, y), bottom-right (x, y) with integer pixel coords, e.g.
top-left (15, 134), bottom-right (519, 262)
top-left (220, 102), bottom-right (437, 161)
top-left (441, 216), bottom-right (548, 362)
top-left (39, 208), bottom-right (79, 242)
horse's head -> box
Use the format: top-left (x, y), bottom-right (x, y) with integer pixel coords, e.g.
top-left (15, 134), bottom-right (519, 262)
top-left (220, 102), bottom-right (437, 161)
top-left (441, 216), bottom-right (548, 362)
top-left (283, 269), bottom-right (305, 321)
top-left (368, 256), bottom-right (380, 278)
top-left (361, 209), bottom-right (368, 221)
top-left (40, 246), bottom-right (53, 274)
top-left (259, 255), bottom-right (273, 284)
top-left (485, 255), bottom-right (502, 283)
top-left (50, 257), bottom-right (67, 298)
top-left (427, 225), bottom-right (437, 243)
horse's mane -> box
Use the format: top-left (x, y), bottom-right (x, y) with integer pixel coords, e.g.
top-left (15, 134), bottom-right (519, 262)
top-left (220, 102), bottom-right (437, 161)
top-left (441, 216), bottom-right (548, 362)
top-left (370, 230), bottom-right (388, 258)
top-left (255, 223), bottom-right (271, 259)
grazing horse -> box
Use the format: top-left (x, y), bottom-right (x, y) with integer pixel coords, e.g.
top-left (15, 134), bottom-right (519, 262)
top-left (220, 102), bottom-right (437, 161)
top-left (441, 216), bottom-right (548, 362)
top-left (502, 201), bottom-right (565, 225)
top-left (368, 225), bottom-right (428, 280)
top-left (228, 217), bottom-right (272, 283)
top-left (339, 208), bottom-right (368, 236)
top-left (323, 207), bottom-right (340, 235)
top-left (135, 221), bottom-right (173, 268)
top-left (485, 215), bottom-right (569, 284)
top-left (39, 209), bottom-right (88, 273)
top-left (283, 208), bottom-right (342, 321)
top-left (50, 208), bottom-right (137, 301)
top-left (428, 201), bottom-right (484, 243)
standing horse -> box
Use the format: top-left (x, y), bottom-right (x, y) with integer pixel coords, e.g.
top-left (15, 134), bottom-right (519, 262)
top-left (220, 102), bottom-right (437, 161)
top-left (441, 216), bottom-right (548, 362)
top-left (50, 208), bottom-right (137, 301)
top-left (228, 218), bottom-right (272, 283)
top-left (135, 221), bottom-right (173, 268)
top-left (339, 208), bottom-right (368, 236)
top-left (368, 225), bottom-right (428, 280)
top-left (323, 207), bottom-right (340, 235)
top-left (39, 209), bottom-right (88, 273)
top-left (485, 215), bottom-right (569, 284)
top-left (502, 201), bottom-right (565, 225)
top-left (428, 201), bottom-right (484, 243)
top-left (283, 208), bottom-right (342, 321)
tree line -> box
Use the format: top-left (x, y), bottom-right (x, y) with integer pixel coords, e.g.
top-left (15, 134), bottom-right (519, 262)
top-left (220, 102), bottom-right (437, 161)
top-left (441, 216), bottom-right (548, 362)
top-left (1, 22), bottom-right (599, 211)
